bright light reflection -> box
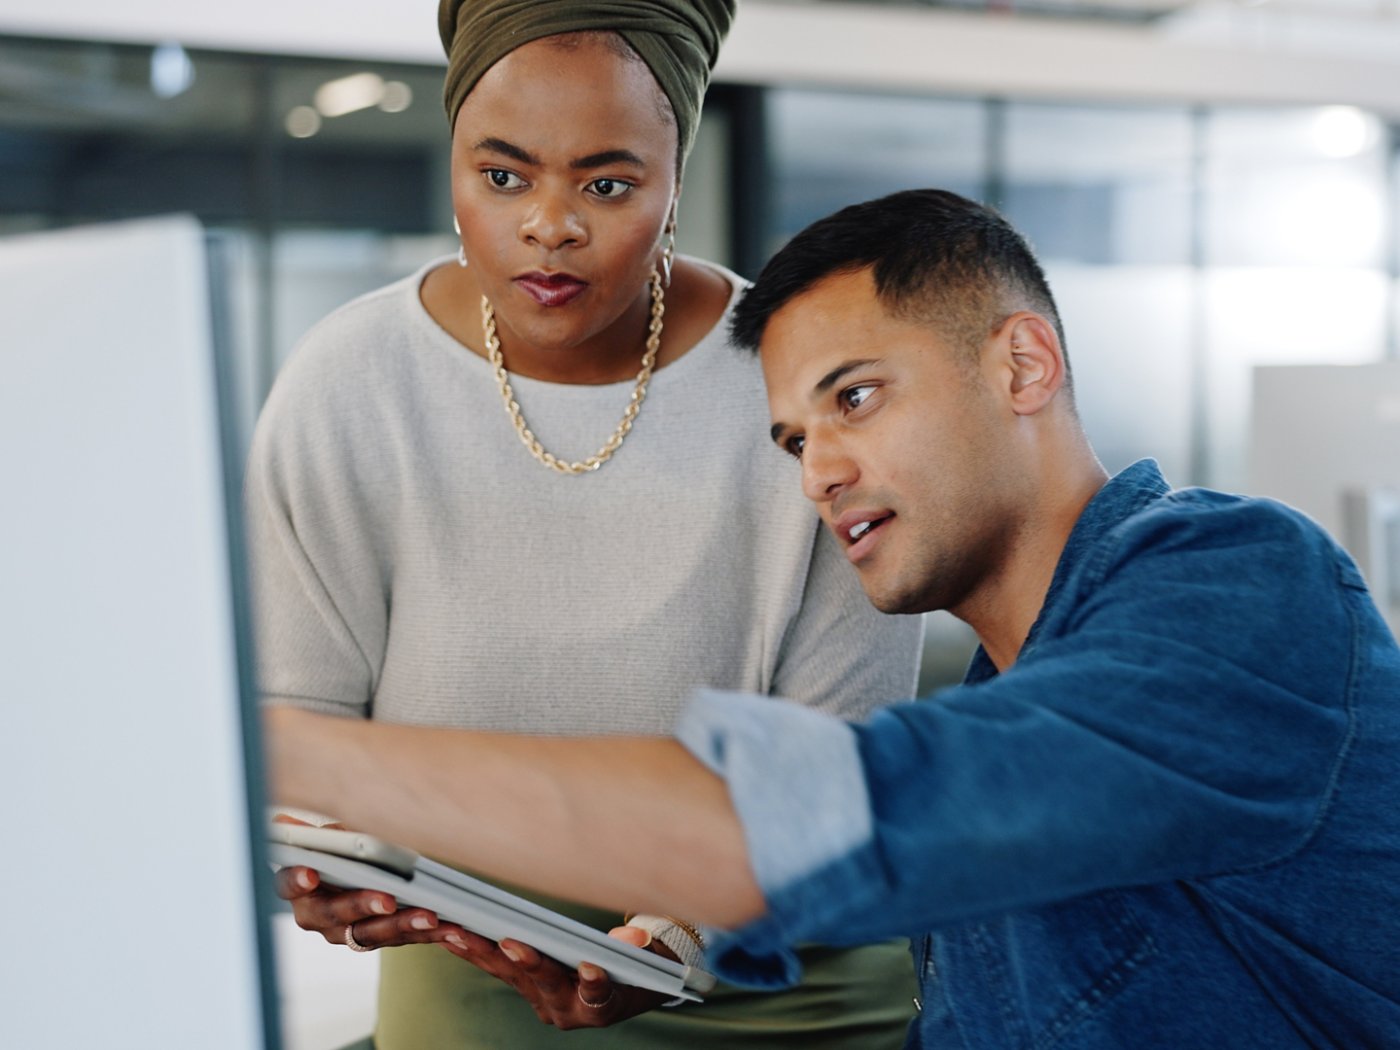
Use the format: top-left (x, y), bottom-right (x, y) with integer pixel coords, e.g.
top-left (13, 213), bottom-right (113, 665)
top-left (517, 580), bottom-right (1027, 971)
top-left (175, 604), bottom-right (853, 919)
top-left (1211, 168), bottom-right (1385, 267)
top-left (379, 81), bottom-right (413, 114)
top-left (314, 72), bottom-right (386, 118)
top-left (285, 106), bottom-right (322, 139)
top-left (1310, 106), bottom-right (1377, 159)
top-left (150, 41), bottom-right (195, 100)
top-left (1289, 173), bottom-right (1385, 263)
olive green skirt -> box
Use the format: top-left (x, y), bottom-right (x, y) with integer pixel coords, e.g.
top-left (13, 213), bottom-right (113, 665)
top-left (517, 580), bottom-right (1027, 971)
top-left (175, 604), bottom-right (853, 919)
top-left (372, 884), bottom-right (915, 1049)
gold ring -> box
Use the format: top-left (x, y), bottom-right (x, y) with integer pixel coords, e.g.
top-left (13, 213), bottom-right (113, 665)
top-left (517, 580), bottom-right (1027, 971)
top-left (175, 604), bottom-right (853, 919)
top-left (577, 985), bottom-right (615, 1010)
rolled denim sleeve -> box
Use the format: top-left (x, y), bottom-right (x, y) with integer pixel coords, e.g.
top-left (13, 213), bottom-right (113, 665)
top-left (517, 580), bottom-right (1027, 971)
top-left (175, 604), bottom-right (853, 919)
top-left (676, 689), bottom-right (894, 987)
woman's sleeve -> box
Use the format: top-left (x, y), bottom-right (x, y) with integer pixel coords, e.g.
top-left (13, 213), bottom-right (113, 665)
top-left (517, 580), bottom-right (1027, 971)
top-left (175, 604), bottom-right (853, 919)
top-left (243, 375), bottom-right (383, 718)
top-left (769, 524), bottom-right (924, 719)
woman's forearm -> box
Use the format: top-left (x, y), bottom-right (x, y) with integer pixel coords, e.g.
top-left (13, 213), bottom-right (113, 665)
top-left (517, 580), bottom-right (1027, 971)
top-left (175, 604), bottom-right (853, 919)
top-left (263, 706), bottom-right (766, 929)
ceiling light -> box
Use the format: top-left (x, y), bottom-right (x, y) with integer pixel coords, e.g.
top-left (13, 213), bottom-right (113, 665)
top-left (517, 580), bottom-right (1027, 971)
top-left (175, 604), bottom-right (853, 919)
top-left (1310, 106), bottom-right (1377, 159)
top-left (150, 41), bottom-right (195, 100)
top-left (286, 106), bottom-right (323, 139)
top-left (379, 81), bottom-right (413, 114)
top-left (314, 72), bottom-right (386, 119)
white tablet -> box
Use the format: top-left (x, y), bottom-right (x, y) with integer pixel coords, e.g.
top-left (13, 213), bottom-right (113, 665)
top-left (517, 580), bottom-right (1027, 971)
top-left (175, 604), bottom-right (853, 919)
top-left (269, 822), bottom-right (716, 1001)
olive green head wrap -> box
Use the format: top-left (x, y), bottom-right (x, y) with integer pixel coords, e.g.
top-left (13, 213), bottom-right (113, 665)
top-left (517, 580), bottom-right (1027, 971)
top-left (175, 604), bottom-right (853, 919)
top-left (438, 0), bottom-right (735, 163)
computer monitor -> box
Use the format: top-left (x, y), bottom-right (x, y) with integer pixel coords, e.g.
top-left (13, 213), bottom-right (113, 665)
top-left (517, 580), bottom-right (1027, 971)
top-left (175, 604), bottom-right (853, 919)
top-left (0, 216), bottom-right (279, 1047)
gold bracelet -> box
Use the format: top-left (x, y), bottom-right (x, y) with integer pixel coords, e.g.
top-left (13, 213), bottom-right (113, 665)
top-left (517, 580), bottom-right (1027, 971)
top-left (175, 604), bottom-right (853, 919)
top-left (663, 915), bottom-right (705, 949)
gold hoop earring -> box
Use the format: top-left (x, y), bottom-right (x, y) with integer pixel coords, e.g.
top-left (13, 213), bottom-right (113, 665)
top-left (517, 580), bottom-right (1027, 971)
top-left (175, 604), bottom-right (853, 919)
top-left (453, 214), bottom-right (468, 268)
top-left (660, 222), bottom-right (676, 288)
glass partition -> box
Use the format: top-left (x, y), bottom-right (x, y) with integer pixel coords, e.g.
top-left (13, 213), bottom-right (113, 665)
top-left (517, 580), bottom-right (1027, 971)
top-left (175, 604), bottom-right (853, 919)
top-left (4, 32), bottom-right (1397, 694)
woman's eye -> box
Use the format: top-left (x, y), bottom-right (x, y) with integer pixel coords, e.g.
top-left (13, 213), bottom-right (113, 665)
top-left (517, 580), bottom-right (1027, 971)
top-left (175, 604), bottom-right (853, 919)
top-left (587, 178), bottom-right (633, 199)
top-left (484, 169), bottom-right (525, 190)
top-left (841, 384), bottom-right (877, 410)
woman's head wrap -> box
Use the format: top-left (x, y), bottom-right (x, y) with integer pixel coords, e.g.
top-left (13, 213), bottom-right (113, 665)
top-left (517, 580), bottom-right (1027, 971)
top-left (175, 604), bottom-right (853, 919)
top-left (438, 0), bottom-right (735, 163)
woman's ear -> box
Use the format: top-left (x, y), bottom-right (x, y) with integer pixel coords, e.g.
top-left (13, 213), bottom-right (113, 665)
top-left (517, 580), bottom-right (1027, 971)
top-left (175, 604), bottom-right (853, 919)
top-left (998, 312), bottom-right (1066, 417)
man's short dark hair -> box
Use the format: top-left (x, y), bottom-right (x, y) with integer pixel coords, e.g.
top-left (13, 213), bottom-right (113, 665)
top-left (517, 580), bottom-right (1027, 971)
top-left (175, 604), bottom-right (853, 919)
top-left (731, 189), bottom-right (1068, 380)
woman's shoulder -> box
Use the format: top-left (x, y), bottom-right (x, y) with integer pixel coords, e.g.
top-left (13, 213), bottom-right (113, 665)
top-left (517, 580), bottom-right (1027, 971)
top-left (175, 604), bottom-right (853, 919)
top-left (284, 263), bottom-right (441, 373)
top-left (254, 260), bottom-right (452, 445)
top-left (684, 255), bottom-right (748, 323)
top-left (653, 256), bottom-right (745, 371)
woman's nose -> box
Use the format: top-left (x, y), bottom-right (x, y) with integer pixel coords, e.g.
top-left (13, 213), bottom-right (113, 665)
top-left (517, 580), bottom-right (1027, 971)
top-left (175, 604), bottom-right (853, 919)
top-left (519, 193), bottom-right (587, 251)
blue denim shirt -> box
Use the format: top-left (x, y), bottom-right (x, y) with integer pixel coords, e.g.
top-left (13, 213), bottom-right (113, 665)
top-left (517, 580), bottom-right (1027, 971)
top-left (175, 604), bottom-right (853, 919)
top-left (678, 460), bottom-right (1400, 1049)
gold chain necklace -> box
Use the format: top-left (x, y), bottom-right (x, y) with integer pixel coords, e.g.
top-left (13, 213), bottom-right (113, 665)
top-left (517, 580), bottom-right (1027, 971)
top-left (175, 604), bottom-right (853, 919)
top-left (481, 269), bottom-right (664, 475)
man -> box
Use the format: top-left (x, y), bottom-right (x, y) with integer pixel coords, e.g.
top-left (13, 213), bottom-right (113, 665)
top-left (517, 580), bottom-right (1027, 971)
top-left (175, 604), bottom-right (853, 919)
top-left (267, 189), bottom-right (1400, 1047)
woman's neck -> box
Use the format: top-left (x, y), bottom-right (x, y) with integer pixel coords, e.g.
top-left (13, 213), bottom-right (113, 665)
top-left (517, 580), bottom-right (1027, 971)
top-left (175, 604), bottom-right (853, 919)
top-left (420, 257), bottom-right (731, 385)
top-left (490, 280), bottom-right (656, 385)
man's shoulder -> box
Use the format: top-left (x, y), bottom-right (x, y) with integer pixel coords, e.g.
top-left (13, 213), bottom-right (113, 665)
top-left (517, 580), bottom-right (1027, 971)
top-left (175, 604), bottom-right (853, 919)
top-left (1117, 485), bottom-right (1336, 564)
top-left (1085, 485), bottom-right (1355, 634)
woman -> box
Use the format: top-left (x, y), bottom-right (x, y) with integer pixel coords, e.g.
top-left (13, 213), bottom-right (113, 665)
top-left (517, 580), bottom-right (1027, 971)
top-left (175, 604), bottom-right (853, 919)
top-left (252, 1), bottom-right (924, 1046)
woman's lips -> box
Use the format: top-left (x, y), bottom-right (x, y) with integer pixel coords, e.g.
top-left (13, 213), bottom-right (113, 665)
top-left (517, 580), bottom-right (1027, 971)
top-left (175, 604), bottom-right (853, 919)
top-left (514, 272), bottom-right (589, 307)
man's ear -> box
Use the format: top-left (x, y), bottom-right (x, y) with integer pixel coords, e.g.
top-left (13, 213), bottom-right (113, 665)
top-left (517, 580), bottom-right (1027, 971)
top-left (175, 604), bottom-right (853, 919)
top-left (994, 312), bottom-right (1065, 417)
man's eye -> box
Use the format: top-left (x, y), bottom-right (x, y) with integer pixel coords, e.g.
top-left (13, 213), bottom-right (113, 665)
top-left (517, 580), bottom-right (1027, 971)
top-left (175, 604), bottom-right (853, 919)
top-left (587, 178), bottom-right (633, 199)
top-left (841, 384), bottom-right (877, 410)
top-left (484, 169), bottom-right (525, 190)
top-left (785, 435), bottom-right (805, 460)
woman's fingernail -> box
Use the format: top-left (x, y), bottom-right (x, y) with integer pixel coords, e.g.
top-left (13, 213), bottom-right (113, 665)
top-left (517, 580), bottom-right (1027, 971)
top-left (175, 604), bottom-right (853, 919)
top-left (501, 945), bottom-right (523, 964)
top-left (445, 933), bottom-right (467, 949)
top-left (411, 916), bottom-right (434, 930)
top-left (370, 899), bottom-right (392, 915)
top-left (296, 870), bottom-right (314, 890)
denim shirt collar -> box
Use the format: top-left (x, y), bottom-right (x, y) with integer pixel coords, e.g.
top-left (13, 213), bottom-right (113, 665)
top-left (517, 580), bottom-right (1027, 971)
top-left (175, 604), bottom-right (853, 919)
top-left (964, 459), bottom-right (1171, 685)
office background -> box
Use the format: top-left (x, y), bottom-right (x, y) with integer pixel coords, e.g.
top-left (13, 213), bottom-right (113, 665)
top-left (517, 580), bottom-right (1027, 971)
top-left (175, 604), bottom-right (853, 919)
top-left (3, 1), bottom-right (1396, 1046)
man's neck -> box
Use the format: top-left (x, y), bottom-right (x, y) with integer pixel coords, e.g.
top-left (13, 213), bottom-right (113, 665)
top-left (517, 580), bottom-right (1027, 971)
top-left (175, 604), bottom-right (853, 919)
top-left (962, 444), bottom-right (1109, 673)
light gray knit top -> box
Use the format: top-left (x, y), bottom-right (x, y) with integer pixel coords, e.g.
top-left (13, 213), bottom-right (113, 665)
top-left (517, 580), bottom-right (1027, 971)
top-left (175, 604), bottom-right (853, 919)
top-left (246, 259), bottom-right (922, 735)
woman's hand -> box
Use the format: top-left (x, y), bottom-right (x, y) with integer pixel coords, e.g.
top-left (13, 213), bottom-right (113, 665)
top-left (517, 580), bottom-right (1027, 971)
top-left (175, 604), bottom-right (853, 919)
top-left (272, 815), bottom-right (461, 951)
top-left (441, 924), bottom-right (677, 1029)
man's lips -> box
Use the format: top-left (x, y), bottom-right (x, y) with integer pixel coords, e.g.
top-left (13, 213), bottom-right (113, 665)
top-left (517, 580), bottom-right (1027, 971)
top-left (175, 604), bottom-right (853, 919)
top-left (514, 272), bottom-right (588, 307)
top-left (831, 509), bottom-right (895, 563)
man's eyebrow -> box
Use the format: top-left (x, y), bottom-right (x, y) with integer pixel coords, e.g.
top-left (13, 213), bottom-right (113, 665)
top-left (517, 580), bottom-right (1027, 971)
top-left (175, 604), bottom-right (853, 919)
top-left (474, 137), bottom-right (540, 166)
top-left (571, 149), bottom-right (647, 170)
top-left (814, 359), bottom-right (881, 395)
top-left (769, 358), bottom-right (884, 445)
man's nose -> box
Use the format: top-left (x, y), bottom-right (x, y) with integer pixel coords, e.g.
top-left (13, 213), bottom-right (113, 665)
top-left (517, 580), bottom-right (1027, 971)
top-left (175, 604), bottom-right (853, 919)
top-left (801, 433), bottom-right (858, 504)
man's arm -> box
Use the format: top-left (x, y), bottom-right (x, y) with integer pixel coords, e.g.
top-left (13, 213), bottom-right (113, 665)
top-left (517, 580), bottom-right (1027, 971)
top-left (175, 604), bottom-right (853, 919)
top-left (263, 706), bottom-right (767, 930)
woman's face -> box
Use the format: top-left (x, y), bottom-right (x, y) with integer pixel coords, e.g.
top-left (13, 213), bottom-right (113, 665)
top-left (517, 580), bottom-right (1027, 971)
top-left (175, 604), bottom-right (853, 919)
top-left (451, 34), bottom-right (680, 361)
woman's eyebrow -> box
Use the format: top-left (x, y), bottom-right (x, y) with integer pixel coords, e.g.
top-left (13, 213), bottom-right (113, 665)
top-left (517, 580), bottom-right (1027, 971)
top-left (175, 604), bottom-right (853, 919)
top-left (571, 148), bottom-right (647, 170)
top-left (474, 136), bottom-right (539, 165)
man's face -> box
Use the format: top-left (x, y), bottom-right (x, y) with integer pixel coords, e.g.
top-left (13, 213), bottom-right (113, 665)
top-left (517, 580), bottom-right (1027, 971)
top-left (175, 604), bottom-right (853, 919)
top-left (762, 268), bottom-right (1024, 616)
